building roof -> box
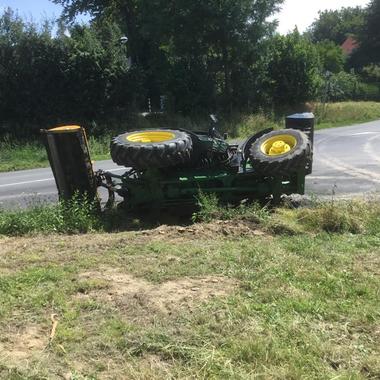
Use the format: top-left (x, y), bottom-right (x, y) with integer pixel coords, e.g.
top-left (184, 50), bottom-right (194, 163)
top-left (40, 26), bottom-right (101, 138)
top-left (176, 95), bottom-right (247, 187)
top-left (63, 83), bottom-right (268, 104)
top-left (341, 36), bottom-right (359, 55)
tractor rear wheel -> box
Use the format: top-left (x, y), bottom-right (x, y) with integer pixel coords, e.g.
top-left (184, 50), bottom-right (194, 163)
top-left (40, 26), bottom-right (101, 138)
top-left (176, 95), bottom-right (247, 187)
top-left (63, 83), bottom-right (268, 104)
top-left (110, 129), bottom-right (193, 169)
top-left (249, 129), bottom-right (310, 175)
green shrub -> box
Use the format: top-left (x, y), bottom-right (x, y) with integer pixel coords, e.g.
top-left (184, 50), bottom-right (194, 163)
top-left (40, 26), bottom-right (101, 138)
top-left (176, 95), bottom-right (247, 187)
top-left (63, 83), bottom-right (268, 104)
top-left (356, 82), bottom-right (380, 100)
top-left (267, 31), bottom-right (322, 106)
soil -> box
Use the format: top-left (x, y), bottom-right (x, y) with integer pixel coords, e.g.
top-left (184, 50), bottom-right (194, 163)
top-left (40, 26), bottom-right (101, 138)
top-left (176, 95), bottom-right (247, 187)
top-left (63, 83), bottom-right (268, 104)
top-left (137, 219), bottom-right (266, 241)
top-left (78, 267), bottom-right (238, 318)
top-left (0, 325), bottom-right (46, 363)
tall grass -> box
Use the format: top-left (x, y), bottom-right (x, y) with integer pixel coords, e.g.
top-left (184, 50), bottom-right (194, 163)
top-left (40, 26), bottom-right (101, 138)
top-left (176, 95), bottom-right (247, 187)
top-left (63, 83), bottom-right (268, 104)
top-left (0, 195), bottom-right (100, 235)
top-left (315, 101), bottom-right (380, 129)
top-left (0, 138), bottom-right (48, 172)
top-left (192, 192), bottom-right (380, 236)
top-left (270, 198), bottom-right (380, 235)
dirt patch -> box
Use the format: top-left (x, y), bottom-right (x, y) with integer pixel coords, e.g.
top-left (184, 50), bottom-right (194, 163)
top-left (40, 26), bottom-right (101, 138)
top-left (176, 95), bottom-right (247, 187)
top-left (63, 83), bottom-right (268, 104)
top-left (0, 325), bottom-right (46, 363)
top-left (138, 220), bottom-right (266, 241)
top-left (78, 268), bottom-right (238, 318)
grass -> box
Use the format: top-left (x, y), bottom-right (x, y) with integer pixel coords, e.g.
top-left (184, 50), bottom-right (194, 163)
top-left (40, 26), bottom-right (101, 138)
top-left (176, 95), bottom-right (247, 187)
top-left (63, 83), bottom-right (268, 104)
top-left (0, 135), bottom-right (112, 172)
top-left (1, 101), bottom-right (380, 172)
top-left (0, 194), bottom-right (101, 235)
top-left (315, 101), bottom-right (380, 130)
top-left (0, 198), bottom-right (379, 378)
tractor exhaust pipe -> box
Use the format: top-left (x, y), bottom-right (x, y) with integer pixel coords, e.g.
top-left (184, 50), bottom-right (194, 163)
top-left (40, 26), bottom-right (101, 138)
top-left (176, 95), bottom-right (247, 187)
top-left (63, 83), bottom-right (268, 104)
top-left (41, 125), bottom-right (98, 202)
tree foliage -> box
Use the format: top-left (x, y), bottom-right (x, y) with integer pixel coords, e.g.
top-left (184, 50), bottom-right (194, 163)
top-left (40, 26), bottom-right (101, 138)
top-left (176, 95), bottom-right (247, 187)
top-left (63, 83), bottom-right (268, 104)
top-left (316, 40), bottom-right (345, 74)
top-left (52, 0), bottom-right (284, 111)
top-left (307, 7), bottom-right (365, 45)
top-left (266, 31), bottom-right (322, 106)
top-left (351, 0), bottom-right (380, 67)
top-left (0, 8), bottom-right (138, 136)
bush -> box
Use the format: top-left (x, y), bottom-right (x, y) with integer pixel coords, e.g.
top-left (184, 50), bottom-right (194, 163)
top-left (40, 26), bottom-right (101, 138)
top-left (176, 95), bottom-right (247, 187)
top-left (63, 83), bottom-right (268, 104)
top-left (356, 82), bottom-right (380, 100)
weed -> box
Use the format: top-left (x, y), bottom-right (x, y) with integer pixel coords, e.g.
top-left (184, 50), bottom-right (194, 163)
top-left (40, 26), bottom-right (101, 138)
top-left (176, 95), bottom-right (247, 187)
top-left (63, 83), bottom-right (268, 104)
top-left (192, 192), bottom-right (270, 223)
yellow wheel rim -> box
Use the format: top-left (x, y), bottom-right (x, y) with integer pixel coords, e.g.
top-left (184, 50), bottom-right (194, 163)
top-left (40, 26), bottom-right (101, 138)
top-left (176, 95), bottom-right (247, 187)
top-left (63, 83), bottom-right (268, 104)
top-left (127, 131), bottom-right (175, 143)
top-left (261, 134), bottom-right (297, 156)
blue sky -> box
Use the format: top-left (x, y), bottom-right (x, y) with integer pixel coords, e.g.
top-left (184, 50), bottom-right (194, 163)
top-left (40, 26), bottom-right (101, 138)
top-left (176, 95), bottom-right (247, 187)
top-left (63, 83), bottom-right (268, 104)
top-left (0, 0), bottom-right (371, 33)
top-left (0, 0), bottom-right (90, 23)
top-left (0, 0), bottom-right (63, 20)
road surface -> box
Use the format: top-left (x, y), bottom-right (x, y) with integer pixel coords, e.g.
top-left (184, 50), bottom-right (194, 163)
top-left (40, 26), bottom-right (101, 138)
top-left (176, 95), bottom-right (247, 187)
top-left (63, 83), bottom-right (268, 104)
top-left (306, 120), bottom-right (380, 197)
top-left (0, 120), bottom-right (379, 208)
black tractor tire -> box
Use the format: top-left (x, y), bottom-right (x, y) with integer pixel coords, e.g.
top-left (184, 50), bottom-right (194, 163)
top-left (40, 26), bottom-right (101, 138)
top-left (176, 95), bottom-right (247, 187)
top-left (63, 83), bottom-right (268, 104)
top-left (249, 129), bottom-right (310, 175)
top-left (110, 129), bottom-right (193, 170)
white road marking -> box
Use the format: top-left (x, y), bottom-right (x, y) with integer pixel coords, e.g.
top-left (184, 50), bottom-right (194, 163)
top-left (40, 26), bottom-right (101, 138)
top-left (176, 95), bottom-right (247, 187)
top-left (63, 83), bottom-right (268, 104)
top-left (0, 167), bottom-right (126, 189)
top-left (349, 132), bottom-right (378, 136)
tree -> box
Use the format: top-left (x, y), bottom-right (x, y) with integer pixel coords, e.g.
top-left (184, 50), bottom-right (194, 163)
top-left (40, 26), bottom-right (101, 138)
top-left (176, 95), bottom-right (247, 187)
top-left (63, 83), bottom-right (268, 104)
top-left (352, 0), bottom-right (380, 67)
top-left (265, 31), bottom-right (322, 106)
top-left (307, 7), bottom-right (365, 45)
top-left (51, 0), bottom-right (284, 112)
top-left (0, 8), bottom-right (64, 134)
top-left (0, 7), bottom-right (139, 137)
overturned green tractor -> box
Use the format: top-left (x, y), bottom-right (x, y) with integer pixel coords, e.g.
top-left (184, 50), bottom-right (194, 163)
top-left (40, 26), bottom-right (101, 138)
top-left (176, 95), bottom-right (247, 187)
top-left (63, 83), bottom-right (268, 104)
top-left (42, 113), bottom-right (314, 212)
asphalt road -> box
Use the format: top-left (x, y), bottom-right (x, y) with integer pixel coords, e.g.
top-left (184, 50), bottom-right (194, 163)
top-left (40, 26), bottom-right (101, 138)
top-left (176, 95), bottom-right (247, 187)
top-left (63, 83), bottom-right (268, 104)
top-left (0, 120), bottom-right (379, 209)
top-left (306, 119), bottom-right (380, 197)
